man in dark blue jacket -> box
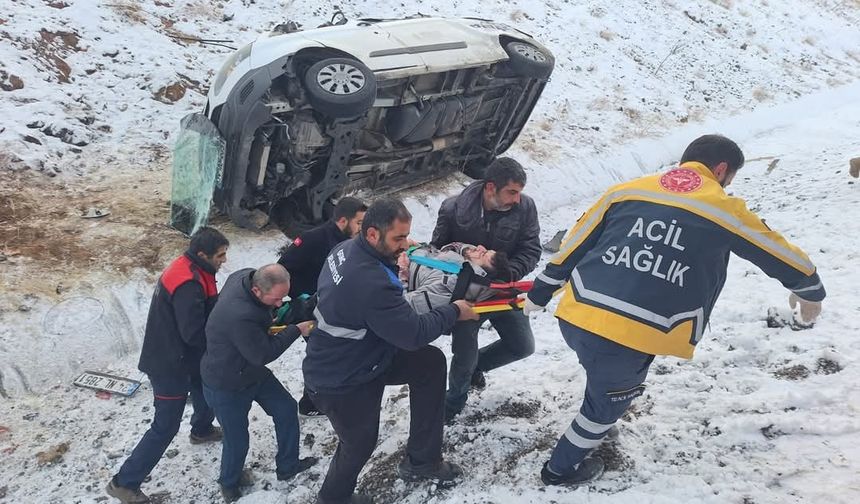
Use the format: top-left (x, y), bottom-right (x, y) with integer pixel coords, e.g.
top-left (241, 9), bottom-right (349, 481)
top-left (303, 198), bottom-right (478, 504)
top-left (277, 196), bottom-right (367, 416)
top-left (201, 264), bottom-right (317, 503)
top-left (431, 157), bottom-right (541, 421)
top-left (107, 227), bottom-right (228, 504)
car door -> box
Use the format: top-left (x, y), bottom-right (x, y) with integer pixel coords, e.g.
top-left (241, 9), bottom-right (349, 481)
top-left (380, 18), bottom-right (507, 73)
top-left (305, 22), bottom-right (424, 72)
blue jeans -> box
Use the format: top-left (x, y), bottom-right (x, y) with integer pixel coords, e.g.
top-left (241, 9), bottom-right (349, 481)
top-left (548, 321), bottom-right (654, 475)
top-left (445, 309), bottom-right (535, 414)
top-left (115, 373), bottom-right (215, 489)
top-left (203, 373), bottom-right (299, 489)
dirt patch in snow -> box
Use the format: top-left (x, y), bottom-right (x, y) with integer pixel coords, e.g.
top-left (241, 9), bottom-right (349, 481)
top-left (773, 364), bottom-right (810, 381)
top-left (0, 168), bottom-right (186, 299)
top-left (461, 398), bottom-right (543, 426)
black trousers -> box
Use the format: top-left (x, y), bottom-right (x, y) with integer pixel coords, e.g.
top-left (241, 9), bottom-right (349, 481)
top-left (311, 346), bottom-right (447, 504)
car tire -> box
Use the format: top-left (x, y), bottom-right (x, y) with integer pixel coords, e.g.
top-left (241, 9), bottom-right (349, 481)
top-left (502, 41), bottom-right (554, 80)
top-left (303, 58), bottom-right (377, 118)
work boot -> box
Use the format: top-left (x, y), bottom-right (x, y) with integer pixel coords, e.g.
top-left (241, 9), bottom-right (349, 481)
top-left (397, 456), bottom-right (463, 482)
top-left (106, 477), bottom-right (151, 503)
top-left (189, 426), bottom-right (223, 444)
top-left (540, 458), bottom-right (604, 487)
top-left (444, 401), bottom-right (464, 424)
top-left (277, 456), bottom-right (319, 481)
top-left (238, 468), bottom-right (255, 487)
top-left (220, 485), bottom-right (241, 503)
top-left (470, 368), bottom-right (486, 391)
top-left (299, 394), bottom-right (325, 417)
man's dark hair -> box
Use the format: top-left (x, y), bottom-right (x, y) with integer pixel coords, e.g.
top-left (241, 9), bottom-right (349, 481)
top-left (484, 157), bottom-right (527, 190)
top-left (680, 135), bottom-right (745, 173)
top-left (189, 227), bottom-right (229, 256)
top-left (332, 196), bottom-right (368, 221)
top-left (361, 198), bottom-right (412, 236)
top-left (488, 251), bottom-right (512, 282)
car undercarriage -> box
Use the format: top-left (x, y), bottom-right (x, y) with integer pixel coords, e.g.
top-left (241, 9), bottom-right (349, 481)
top-left (172, 17), bottom-right (554, 234)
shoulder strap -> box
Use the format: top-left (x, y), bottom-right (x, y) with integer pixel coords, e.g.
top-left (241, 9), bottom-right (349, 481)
top-left (408, 254), bottom-right (462, 274)
top-left (407, 245), bottom-right (463, 274)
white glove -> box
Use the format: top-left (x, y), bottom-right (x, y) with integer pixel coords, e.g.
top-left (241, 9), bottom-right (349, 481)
top-left (789, 293), bottom-right (822, 324)
top-left (519, 293), bottom-right (545, 316)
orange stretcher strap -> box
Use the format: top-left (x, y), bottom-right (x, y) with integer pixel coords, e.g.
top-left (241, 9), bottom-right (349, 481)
top-left (473, 297), bottom-right (526, 314)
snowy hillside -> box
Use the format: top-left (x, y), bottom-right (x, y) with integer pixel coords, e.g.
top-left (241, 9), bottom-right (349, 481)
top-left (2, 0), bottom-right (859, 174)
top-left (1, 0), bottom-right (860, 503)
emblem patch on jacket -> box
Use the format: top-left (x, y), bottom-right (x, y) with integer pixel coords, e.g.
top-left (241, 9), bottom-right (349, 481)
top-left (660, 168), bottom-right (702, 193)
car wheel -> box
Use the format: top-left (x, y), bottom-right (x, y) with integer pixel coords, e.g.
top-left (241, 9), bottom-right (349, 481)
top-left (303, 58), bottom-right (377, 118)
top-left (502, 41), bottom-right (554, 79)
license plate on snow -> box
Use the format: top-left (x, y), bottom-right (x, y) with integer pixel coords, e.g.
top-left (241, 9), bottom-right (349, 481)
top-left (73, 371), bottom-right (141, 397)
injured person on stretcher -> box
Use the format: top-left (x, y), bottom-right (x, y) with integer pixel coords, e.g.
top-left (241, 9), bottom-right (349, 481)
top-left (398, 243), bottom-right (530, 314)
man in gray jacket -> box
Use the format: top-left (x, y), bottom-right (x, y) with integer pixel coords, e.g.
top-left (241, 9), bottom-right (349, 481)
top-left (201, 264), bottom-right (317, 502)
top-left (431, 157), bottom-right (541, 421)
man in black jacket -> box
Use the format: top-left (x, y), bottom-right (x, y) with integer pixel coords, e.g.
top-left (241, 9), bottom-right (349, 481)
top-left (303, 198), bottom-right (478, 504)
top-left (431, 157), bottom-right (541, 421)
top-left (278, 197), bottom-right (367, 300)
top-left (201, 264), bottom-right (317, 502)
top-left (277, 197), bottom-right (367, 416)
top-left (107, 227), bottom-right (229, 504)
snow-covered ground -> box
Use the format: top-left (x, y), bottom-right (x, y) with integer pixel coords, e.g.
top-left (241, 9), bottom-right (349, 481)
top-left (1, 0), bottom-right (860, 503)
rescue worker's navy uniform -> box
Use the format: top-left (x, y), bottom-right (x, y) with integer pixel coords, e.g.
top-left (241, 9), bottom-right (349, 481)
top-left (303, 236), bottom-right (461, 504)
top-left (528, 162), bottom-right (826, 477)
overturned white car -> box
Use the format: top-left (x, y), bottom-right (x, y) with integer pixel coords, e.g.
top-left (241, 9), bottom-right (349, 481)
top-left (172, 14), bottom-right (555, 232)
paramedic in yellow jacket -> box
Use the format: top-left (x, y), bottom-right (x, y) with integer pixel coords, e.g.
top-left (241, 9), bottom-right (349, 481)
top-left (525, 135), bottom-right (826, 487)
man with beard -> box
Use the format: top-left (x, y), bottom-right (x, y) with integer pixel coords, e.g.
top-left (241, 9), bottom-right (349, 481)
top-left (303, 198), bottom-right (479, 504)
top-left (277, 197), bottom-right (367, 302)
top-left (277, 196), bottom-right (367, 416)
top-left (431, 157), bottom-right (541, 421)
top-left (524, 134), bottom-right (826, 486)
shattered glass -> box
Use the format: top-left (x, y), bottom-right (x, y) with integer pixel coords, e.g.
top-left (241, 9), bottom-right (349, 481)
top-left (170, 113), bottom-right (225, 235)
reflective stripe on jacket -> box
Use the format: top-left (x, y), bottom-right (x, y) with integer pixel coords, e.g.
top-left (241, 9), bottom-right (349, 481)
top-left (529, 162), bottom-right (825, 359)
